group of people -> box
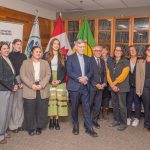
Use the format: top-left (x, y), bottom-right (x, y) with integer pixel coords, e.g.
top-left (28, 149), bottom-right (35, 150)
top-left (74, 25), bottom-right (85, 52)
top-left (0, 38), bottom-right (150, 144)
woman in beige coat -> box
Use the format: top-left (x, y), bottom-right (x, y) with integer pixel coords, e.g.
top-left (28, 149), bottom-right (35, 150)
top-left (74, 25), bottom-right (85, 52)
top-left (136, 45), bottom-right (150, 131)
top-left (20, 46), bottom-right (51, 136)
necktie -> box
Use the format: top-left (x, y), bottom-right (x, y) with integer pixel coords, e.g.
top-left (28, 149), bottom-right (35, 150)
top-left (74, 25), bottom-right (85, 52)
top-left (97, 58), bottom-right (101, 69)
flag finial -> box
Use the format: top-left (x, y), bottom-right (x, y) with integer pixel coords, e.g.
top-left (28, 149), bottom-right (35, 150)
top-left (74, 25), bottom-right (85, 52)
top-left (35, 9), bottom-right (39, 16)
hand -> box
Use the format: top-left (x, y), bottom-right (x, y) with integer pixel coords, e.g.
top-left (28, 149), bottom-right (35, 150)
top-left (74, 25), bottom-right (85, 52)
top-left (51, 80), bottom-right (60, 86)
top-left (31, 84), bottom-right (38, 90)
top-left (78, 76), bottom-right (88, 85)
top-left (112, 86), bottom-right (119, 92)
top-left (136, 92), bottom-right (141, 97)
top-left (36, 85), bottom-right (43, 90)
top-left (18, 83), bottom-right (23, 89)
top-left (13, 84), bottom-right (18, 92)
top-left (96, 84), bottom-right (104, 90)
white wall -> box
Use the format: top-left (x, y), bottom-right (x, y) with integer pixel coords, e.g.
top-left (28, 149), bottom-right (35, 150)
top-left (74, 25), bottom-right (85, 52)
top-left (0, 0), bottom-right (56, 19)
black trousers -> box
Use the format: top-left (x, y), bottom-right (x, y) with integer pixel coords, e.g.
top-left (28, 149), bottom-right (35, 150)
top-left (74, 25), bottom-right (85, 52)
top-left (23, 91), bottom-right (48, 131)
top-left (142, 88), bottom-right (150, 129)
top-left (111, 91), bottom-right (127, 125)
top-left (90, 89), bottom-right (102, 122)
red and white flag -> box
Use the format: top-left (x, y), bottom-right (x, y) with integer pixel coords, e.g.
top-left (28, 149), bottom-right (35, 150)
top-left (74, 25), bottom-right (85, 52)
top-left (45, 16), bottom-right (72, 56)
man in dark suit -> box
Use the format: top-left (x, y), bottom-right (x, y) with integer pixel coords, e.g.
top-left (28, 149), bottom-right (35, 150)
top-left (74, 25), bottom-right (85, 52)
top-left (90, 46), bottom-right (107, 128)
top-left (67, 40), bottom-right (98, 137)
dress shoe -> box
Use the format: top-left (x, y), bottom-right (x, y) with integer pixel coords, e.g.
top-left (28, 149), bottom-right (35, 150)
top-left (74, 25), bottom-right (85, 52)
top-left (143, 128), bottom-right (149, 132)
top-left (36, 128), bottom-right (42, 135)
top-left (5, 133), bottom-right (11, 138)
top-left (84, 123), bottom-right (88, 130)
top-left (109, 121), bottom-right (120, 127)
top-left (28, 130), bottom-right (35, 136)
top-left (93, 121), bottom-right (100, 129)
top-left (85, 128), bottom-right (98, 137)
top-left (49, 119), bottom-right (54, 130)
top-left (54, 119), bottom-right (60, 130)
top-left (72, 125), bottom-right (79, 135)
top-left (11, 129), bottom-right (19, 133)
top-left (0, 138), bottom-right (7, 144)
top-left (117, 124), bottom-right (127, 131)
top-left (18, 127), bottom-right (24, 131)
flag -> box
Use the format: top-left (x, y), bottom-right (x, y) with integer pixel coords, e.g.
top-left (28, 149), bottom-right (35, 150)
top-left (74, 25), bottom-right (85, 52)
top-left (73, 18), bottom-right (96, 57)
top-left (25, 15), bottom-right (42, 58)
top-left (45, 16), bottom-right (72, 56)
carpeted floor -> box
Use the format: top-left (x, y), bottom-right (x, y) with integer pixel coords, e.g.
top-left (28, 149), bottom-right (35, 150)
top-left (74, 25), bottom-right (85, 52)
top-left (1, 109), bottom-right (150, 150)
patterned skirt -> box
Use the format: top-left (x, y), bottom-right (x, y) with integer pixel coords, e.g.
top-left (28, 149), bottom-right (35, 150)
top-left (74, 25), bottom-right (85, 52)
top-left (48, 71), bottom-right (68, 117)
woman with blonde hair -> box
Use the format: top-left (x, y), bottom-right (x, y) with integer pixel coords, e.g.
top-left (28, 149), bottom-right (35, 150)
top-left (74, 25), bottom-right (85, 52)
top-left (44, 38), bottom-right (68, 130)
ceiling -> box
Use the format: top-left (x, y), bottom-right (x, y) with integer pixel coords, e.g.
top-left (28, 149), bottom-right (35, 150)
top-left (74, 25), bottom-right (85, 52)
top-left (20, 0), bottom-right (150, 12)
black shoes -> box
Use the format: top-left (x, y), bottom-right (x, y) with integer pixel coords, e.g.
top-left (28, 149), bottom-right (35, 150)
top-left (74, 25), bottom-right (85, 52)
top-left (49, 119), bottom-right (54, 130)
top-left (72, 125), bottom-right (79, 135)
top-left (28, 130), bottom-right (35, 136)
top-left (49, 119), bottom-right (60, 130)
top-left (85, 128), bottom-right (98, 137)
top-left (109, 121), bottom-right (120, 127)
top-left (54, 119), bottom-right (60, 130)
top-left (28, 128), bottom-right (42, 136)
top-left (18, 127), bottom-right (24, 131)
top-left (117, 124), bottom-right (127, 131)
top-left (11, 129), bottom-right (19, 133)
top-left (93, 121), bottom-right (100, 129)
top-left (36, 128), bottom-right (42, 135)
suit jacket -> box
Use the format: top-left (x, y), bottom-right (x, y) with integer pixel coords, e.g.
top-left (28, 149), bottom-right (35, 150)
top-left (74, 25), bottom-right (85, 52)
top-left (67, 53), bottom-right (92, 91)
top-left (90, 57), bottom-right (107, 90)
top-left (0, 56), bottom-right (16, 91)
top-left (20, 59), bottom-right (51, 99)
top-left (136, 59), bottom-right (146, 96)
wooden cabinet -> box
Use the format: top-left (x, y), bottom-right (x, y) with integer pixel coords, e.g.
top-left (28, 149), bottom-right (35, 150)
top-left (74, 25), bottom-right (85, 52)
top-left (98, 18), bottom-right (113, 53)
top-left (64, 16), bottom-right (150, 56)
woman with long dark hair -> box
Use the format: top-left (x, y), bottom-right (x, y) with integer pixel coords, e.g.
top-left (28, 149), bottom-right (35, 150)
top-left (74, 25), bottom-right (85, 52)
top-left (20, 46), bottom-right (51, 136)
top-left (44, 38), bottom-right (68, 130)
top-left (107, 46), bottom-right (130, 131)
top-left (136, 45), bottom-right (150, 131)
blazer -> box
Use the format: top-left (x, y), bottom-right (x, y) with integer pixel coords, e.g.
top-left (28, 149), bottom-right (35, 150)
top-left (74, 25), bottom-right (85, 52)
top-left (136, 59), bottom-right (146, 96)
top-left (90, 57), bottom-right (107, 90)
top-left (67, 53), bottom-right (92, 91)
top-left (20, 59), bottom-right (51, 99)
top-left (107, 58), bottom-right (130, 92)
top-left (0, 56), bottom-right (16, 91)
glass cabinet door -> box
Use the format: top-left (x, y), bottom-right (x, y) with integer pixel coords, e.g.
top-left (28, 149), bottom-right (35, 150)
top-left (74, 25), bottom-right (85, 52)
top-left (98, 19), bottom-right (112, 50)
top-left (115, 18), bottom-right (130, 56)
top-left (68, 21), bottom-right (79, 46)
top-left (133, 18), bottom-right (149, 57)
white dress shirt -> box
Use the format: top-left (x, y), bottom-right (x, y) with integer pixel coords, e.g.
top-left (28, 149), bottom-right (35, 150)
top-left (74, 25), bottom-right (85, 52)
top-left (51, 55), bottom-right (58, 71)
top-left (76, 52), bottom-right (85, 76)
top-left (33, 61), bottom-right (40, 82)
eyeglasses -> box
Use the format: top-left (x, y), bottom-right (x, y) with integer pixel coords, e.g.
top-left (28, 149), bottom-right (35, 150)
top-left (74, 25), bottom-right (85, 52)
top-left (146, 49), bottom-right (150, 51)
top-left (78, 46), bottom-right (85, 49)
top-left (93, 50), bottom-right (102, 52)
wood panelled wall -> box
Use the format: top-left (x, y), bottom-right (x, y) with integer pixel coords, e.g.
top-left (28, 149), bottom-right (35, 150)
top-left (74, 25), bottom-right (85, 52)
top-left (0, 6), bottom-right (52, 52)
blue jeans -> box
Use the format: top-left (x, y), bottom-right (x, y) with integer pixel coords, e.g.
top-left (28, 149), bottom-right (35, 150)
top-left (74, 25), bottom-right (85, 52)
top-left (127, 87), bottom-right (141, 119)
